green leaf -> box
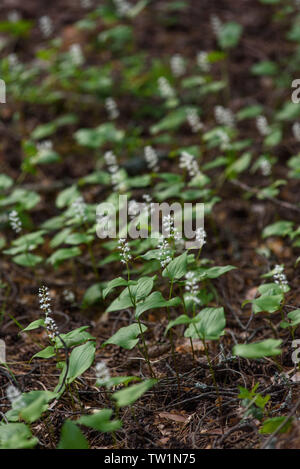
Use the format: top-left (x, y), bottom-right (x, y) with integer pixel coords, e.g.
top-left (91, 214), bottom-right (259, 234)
top-left (197, 265), bottom-right (236, 279)
top-left (6, 390), bottom-right (55, 424)
top-left (0, 423), bottom-right (38, 449)
top-left (103, 376), bottom-right (140, 388)
top-left (264, 128), bottom-right (282, 147)
top-left (58, 421), bottom-right (89, 449)
top-left (135, 291), bottom-right (181, 319)
top-left (233, 339), bottom-right (282, 358)
top-left (184, 307), bottom-right (226, 340)
top-left (75, 123), bottom-right (124, 149)
top-left (47, 247), bottom-right (81, 268)
top-left (0, 174), bottom-right (13, 191)
top-left (276, 102), bottom-right (300, 121)
top-left (165, 314), bottom-right (192, 334)
top-left (13, 253), bottom-right (43, 267)
top-left (67, 341), bottom-right (95, 383)
top-left (12, 231), bottom-right (45, 250)
top-left (56, 185), bottom-right (79, 209)
top-left (32, 346), bottom-right (56, 359)
top-left (78, 409), bottom-right (121, 433)
top-left (79, 170), bottom-right (110, 186)
top-left (236, 105), bottom-right (263, 120)
top-left (66, 233), bottom-right (93, 245)
top-left (105, 287), bottom-right (134, 313)
top-left (112, 379), bottom-right (157, 407)
top-left (150, 107), bottom-right (188, 134)
top-left (102, 323), bottom-right (148, 350)
top-left (259, 417), bottom-right (292, 434)
top-left (259, 0), bottom-right (280, 4)
top-left (20, 391), bottom-right (53, 423)
top-left (162, 252), bottom-right (187, 280)
top-left (252, 294), bottom-right (283, 314)
top-left (0, 189), bottom-right (40, 210)
top-left (226, 152), bottom-right (252, 178)
top-left (218, 22), bottom-right (243, 49)
top-left (262, 221), bottom-right (294, 238)
top-left (134, 276), bottom-right (154, 302)
top-left (55, 342), bottom-right (96, 393)
top-left (251, 60), bottom-right (278, 76)
top-left (81, 283), bottom-right (102, 308)
top-left (22, 319), bottom-right (45, 332)
top-left (280, 309), bottom-right (300, 329)
top-left (54, 327), bottom-right (95, 348)
top-left (103, 277), bottom-right (129, 299)
top-left (50, 228), bottom-right (73, 248)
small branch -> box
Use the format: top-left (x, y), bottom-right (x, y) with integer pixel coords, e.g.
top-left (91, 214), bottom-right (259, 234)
top-left (230, 180), bottom-right (300, 214)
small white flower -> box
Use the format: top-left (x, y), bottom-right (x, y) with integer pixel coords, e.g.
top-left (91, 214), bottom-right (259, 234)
top-left (179, 151), bottom-right (199, 178)
top-left (104, 151), bottom-right (127, 191)
top-left (97, 213), bottom-right (113, 237)
top-left (162, 214), bottom-right (172, 238)
top-left (211, 15), bottom-right (222, 38)
top-left (6, 385), bottom-right (21, 404)
top-left (292, 122), bottom-right (300, 141)
top-left (9, 210), bottom-right (22, 234)
top-left (215, 105), bottom-right (235, 128)
top-left (215, 128), bottom-right (230, 150)
top-left (104, 150), bottom-right (118, 169)
top-left (39, 286), bottom-right (58, 340)
top-left (105, 97), bottom-right (119, 120)
top-left (273, 265), bottom-right (288, 290)
top-left (162, 214), bottom-right (181, 241)
top-left (256, 116), bottom-right (270, 136)
top-left (8, 11), bottom-right (21, 23)
top-left (118, 238), bottom-right (132, 264)
top-left (170, 54), bottom-right (186, 77)
top-left (113, 0), bottom-right (131, 16)
top-left (95, 361), bottom-right (111, 386)
top-left (142, 194), bottom-right (152, 204)
top-left (69, 44), bottom-right (84, 66)
top-left (39, 16), bottom-right (53, 38)
top-left (158, 77), bottom-right (175, 100)
top-left (128, 199), bottom-right (141, 218)
top-left (144, 146), bottom-right (159, 172)
top-left (197, 52), bottom-right (210, 72)
top-left (36, 140), bottom-right (53, 160)
top-left (44, 316), bottom-right (59, 340)
top-left (63, 289), bottom-right (75, 303)
top-left (260, 158), bottom-right (271, 176)
top-left (72, 196), bottom-right (88, 223)
top-left (8, 54), bottom-right (19, 69)
top-left (111, 170), bottom-right (127, 192)
top-left (195, 227), bottom-right (206, 248)
top-left (142, 194), bottom-right (155, 216)
top-left (80, 0), bottom-right (93, 8)
top-left (157, 238), bottom-right (172, 268)
top-left (186, 108), bottom-right (203, 133)
top-left (185, 271), bottom-right (201, 305)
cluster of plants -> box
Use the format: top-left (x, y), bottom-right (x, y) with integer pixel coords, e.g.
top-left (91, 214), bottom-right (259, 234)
top-left (0, 0), bottom-right (300, 449)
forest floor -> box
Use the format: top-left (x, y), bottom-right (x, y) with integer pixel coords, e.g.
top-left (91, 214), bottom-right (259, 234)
top-left (0, 0), bottom-right (300, 449)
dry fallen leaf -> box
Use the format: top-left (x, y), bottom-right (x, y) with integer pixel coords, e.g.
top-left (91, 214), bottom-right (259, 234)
top-left (159, 412), bottom-right (189, 423)
top-left (266, 238), bottom-right (284, 256)
top-left (176, 338), bottom-right (204, 354)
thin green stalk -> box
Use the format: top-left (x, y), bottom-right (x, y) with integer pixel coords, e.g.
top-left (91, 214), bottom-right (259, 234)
top-left (126, 262), bottom-right (155, 378)
top-left (200, 335), bottom-right (223, 433)
top-left (137, 318), bottom-right (156, 378)
top-left (167, 279), bottom-right (181, 395)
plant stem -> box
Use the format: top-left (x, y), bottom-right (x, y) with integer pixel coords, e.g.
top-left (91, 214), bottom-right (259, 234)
top-left (202, 338), bottom-right (223, 433)
top-left (167, 279), bottom-right (181, 395)
top-left (137, 318), bottom-right (156, 378)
